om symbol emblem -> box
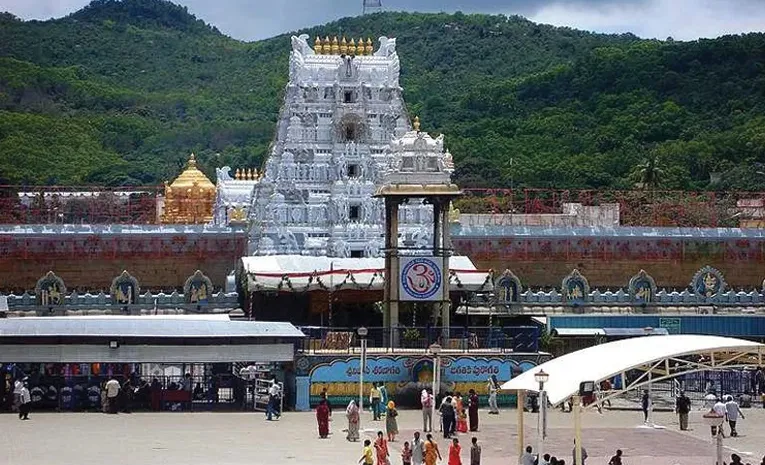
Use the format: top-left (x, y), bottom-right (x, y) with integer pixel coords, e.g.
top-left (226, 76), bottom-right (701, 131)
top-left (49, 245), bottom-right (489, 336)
top-left (401, 258), bottom-right (442, 300)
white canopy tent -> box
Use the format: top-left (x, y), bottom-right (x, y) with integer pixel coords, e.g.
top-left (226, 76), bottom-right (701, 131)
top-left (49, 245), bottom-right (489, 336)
top-left (240, 255), bottom-right (492, 293)
top-left (501, 335), bottom-right (765, 406)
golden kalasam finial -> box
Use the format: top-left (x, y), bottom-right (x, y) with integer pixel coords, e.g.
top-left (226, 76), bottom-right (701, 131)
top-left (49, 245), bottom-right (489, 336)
top-left (314, 36), bottom-right (322, 54)
top-left (413, 116), bottom-right (421, 131)
top-left (253, 168), bottom-right (259, 179)
top-left (348, 38), bottom-right (356, 56)
top-left (365, 37), bottom-right (373, 55)
top-left (322, 36), bottom-right (331, 54)
top-left (235, 168), bottom-right (242, 180)
top-left (357, 38), bottom-right (365, 55)
top-left (339, 36), bottom-right (348, 55)
top-left (187, 153), bottom-right (197, 167)
top-left (331, 36), bottom-right (339, 55)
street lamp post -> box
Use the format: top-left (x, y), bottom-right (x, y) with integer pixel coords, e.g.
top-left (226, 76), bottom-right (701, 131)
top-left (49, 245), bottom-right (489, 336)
top-left (534, 369), bottom-right (550, 461)
top-left (703, 409), bottom-right (725, 465)
top-left (429, 343), bottom-right (442, 430)
top-left (358, 327), bottom-right (368, 428)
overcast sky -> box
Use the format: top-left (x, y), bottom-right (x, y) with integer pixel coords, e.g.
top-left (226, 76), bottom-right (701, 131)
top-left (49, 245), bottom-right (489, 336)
top-left (2, 0), bottom-right (764, 41)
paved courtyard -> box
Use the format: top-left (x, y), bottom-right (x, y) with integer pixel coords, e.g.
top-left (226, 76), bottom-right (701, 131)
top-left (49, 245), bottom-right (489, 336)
top-left (1, 407), bottom-right (764, 465)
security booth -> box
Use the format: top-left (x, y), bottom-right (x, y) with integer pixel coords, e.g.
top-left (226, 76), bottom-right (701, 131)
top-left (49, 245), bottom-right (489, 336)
top-left (0, 315), bottom-right (304, 412)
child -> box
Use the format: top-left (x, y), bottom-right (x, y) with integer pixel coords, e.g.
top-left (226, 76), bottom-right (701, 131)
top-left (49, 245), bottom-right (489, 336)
top-left (359, 439), bottom-right (374, 465)
top-left (402, 441), bottom-right (412, 465)
top-left (457, 408), bottom-right (468, 433)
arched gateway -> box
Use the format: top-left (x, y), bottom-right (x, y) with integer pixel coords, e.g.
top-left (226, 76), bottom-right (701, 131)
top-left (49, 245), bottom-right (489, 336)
top-left (501, 334), bottom-right (764, 406)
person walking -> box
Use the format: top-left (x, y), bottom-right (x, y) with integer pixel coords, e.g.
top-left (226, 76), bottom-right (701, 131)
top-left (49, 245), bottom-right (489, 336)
top-left (713, 397), bottom-right (727, 437)
top-left (412, 432), bottom-right (425, 465)
top-left (608, 449), bottom-right (623, 465)
top-left (424, 434), bottom-right (442, 465)
top-left (402, 441), bottom-right (413, 465)
top-left (487, 376), bottom-right (499, 414)
top-left (370, 383), bottom-right (382, 421)
top-left (725, 395), bottom-right (745, 437)
top-left (421, 389), bottom-right (434, 432)
top-left (359, 439), bottom-right (374, 465)
top-left (386, 400), bottom-right (399, 442)
top-left (468, 389), bottom-right (479, 432)
top-left (379, 384), bottom-right (389, 419)
top-left (375, 431), bottom-right (390, 465)
top-left (440, 396), bottom-right (455, 439)
top-left (448, 438), bottom-right (462, 465)
top-left (105, 377), bottom-right (120, 414)
top-left (641, 390), bottom-right (651, 424)
top-left (346, 400), bottom-right (360, 441)
top-left (18, 382), bottom-right (31, 420)
top-left (676, 391), bottom-right (691, 431)
top-left (470, 437), bottom-right (481, 465)
top-left (572, 439), bottom-right (588, 465)
top-left (267, 379), bottom-right (281, 421)
top-left (13, 377), bottom-right (26, 413)
top-left (316, 399), bottom-right (330, 438)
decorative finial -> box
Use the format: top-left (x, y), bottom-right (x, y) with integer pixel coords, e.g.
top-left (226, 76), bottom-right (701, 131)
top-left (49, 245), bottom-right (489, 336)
top-left (331, 36), bottom-right (339, 55)
top-left (357, 38), bottom-right (365, 55)
top-left (413, 116), bottom-right (420, 131)
top-left (340, 36), bottom-right (348, 55)
top-left (188, 153), bottom-right (197, 167)
top-left (235, 168), bottom-right (242, 180)
top-left (314, 36), bottom-right (322, 54)
top-left (348, 38), bottom-right (356, 56)
top-left (365, 37), bottom-right (373, 55)
top-left (322, 36), bottom-right (331, 54)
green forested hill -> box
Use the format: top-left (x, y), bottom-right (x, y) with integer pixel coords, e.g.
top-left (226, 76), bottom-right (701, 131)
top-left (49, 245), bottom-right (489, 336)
top-left (0, 0), bottom-right (764, 190)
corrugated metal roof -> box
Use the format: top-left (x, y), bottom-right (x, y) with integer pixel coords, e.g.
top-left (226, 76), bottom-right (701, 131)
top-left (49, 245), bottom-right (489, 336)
top-left (0, 317), bottom-right (305, 339)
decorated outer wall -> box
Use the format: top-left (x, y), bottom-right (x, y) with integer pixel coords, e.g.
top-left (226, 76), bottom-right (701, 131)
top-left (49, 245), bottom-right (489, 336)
top-left (455, 235), bottom-right (765, 289)
top-left (293, 353), bottom-right (549, 411)
top-left (0, 227), bottom-right (247, 291)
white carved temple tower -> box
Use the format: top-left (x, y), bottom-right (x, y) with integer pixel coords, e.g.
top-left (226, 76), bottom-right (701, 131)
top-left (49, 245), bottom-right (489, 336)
top-left (246, 34), bottom-right (437, 257)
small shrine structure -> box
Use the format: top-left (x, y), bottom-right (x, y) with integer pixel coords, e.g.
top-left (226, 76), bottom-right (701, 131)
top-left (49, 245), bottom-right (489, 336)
top-left (161, 154), bottom-right (215, 224)
top-left (374, 117), bottom-right (462, 346)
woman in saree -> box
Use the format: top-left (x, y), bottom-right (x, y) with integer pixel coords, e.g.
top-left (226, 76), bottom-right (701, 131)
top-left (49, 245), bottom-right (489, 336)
top-left (346, 399), bottom-right (360, 441)
top-left (375, 430), bottom-right (390, 465)
top-left (424, 433), bottom-right (442, 465)
top-left (385, 400), bottom-right (399, 441)
top-left (316, 399), bottom-right (330, 438)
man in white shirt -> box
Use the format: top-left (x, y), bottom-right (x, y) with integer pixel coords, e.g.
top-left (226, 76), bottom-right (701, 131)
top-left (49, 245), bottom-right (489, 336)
top-left (18, 383), bottom-right (32, 420)
top-left (712, 398), bottom-right (727, 437)
top-left (725, 395), bottom-right (745, 437)
top-left (267, 380), bottom-right (281, 420)
top-left (13, 377), bottom-right (24, 412)
top-left (411, 431), bottom-right (425, 465)
top-left (105, 377), bottom-right (121, 414)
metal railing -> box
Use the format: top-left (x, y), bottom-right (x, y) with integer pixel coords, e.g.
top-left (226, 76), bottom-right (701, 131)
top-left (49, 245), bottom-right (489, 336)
top-left (296, 325), bottom-right (540, 353)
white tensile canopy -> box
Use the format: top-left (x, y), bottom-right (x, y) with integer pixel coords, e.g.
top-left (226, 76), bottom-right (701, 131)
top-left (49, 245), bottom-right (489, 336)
top-left (501, 335), bottom-right (765, 406)
top-left (240, 255), bottom-right (492, 293)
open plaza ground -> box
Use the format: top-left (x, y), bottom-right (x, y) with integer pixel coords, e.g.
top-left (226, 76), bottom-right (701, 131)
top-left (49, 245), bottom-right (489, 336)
top-left (1, 407), bottom-right (764, 465)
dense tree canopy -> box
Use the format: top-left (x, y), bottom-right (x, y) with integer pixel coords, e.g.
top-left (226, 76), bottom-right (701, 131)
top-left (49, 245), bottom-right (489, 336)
top-left (0, 0), bottom-right (764, 190)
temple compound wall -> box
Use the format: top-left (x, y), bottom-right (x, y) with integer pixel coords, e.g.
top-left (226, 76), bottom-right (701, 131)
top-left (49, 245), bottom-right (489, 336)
top-left (0, 225), bottom-right (247, 292)
top-left (454, 225), bottom-right (765, 289)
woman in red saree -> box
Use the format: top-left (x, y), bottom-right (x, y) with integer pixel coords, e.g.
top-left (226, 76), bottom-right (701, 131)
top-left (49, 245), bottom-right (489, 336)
top-left (374, 431), bottom-right (389, 465)
top-left (316, 399), bottom-right (330, 438)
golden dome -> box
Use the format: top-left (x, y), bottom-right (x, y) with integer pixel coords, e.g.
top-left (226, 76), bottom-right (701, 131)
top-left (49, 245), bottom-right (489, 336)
top-left (168, 153), bottom-right (215, 191)
top-left (161, 153), bottom-right (216, 224)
